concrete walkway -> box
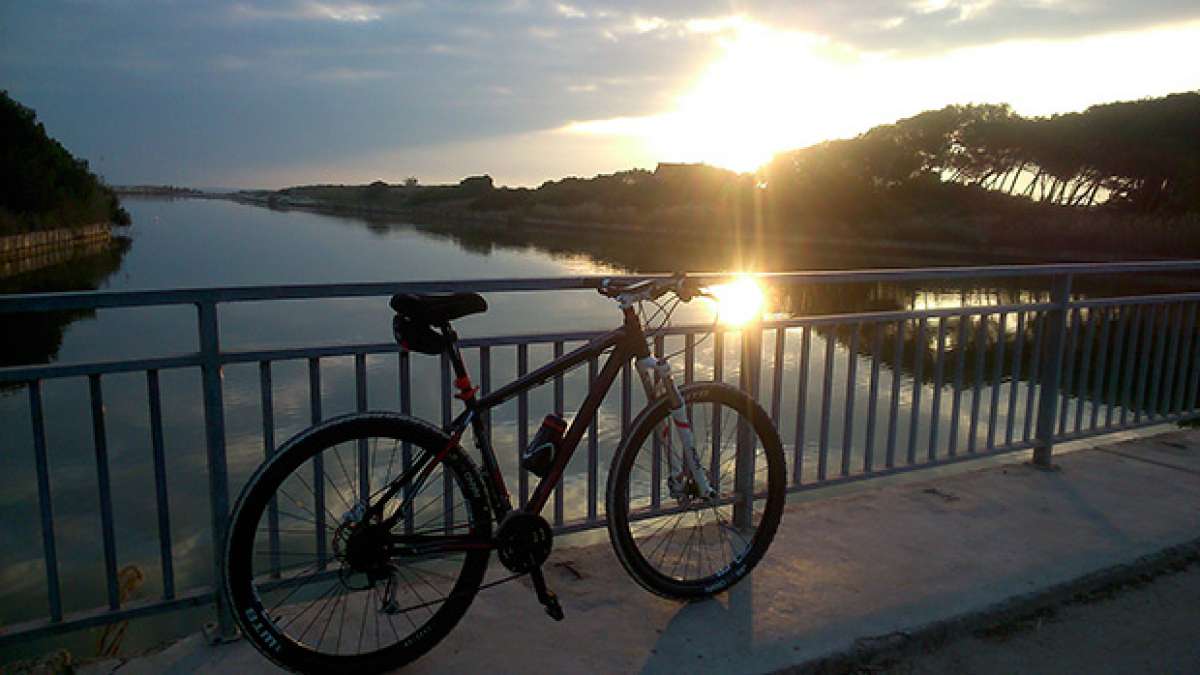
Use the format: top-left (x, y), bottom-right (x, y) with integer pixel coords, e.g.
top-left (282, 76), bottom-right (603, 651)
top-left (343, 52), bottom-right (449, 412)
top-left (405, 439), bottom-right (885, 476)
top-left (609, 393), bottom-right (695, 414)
top-left (82, 429), bottom-right (1200, 674)
top-left (857, 556), bottom-right (1200, 674)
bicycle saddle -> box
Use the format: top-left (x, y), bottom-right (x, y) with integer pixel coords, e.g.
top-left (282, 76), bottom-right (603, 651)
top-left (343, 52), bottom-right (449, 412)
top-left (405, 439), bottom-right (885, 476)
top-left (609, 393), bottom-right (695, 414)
top-left (389, 292), bottom-right (487, 324)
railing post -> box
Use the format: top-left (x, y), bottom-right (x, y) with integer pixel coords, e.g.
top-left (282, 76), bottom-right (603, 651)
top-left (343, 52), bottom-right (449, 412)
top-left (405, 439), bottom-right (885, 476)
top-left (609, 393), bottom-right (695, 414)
top-left (734, 320), bottom-right (762, 529)
top-left (197, 301), bottom-right (237, 642)
top-left (1033, 275), bottom-right (1072, 468)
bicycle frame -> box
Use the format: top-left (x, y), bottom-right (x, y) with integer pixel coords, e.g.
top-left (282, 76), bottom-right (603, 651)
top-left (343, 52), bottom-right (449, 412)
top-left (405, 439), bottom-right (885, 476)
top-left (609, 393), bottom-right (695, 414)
top-left (373, 304), bottom-right (660, 534)
top-left (467, 304), bottom-right (658, 519)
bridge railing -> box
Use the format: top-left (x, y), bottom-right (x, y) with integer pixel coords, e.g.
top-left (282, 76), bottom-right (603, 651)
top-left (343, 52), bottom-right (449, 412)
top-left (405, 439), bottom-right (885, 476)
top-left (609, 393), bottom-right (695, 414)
top-left (2, 261), bottom-right (1199, 647)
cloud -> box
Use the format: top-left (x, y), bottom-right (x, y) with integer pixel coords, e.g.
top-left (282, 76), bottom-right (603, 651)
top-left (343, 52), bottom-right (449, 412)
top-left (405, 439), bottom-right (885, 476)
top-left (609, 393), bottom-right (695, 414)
top-left (612, 0), bottom-right (1200, 53)
top-left (210, 54), bottom-right (253, 71)
top-left (555, 3), bottom-right (587, 19)
top-left (309, 66), bottom-right (393, 82)
top-left (229, 1), bottom-right (399, 23)
top-left (3, 0), bottom-right (1198, 187)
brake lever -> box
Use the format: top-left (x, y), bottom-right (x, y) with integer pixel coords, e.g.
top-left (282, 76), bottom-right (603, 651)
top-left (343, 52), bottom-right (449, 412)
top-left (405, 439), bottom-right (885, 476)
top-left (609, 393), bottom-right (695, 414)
top-left (677, 279), bottom-right (709, 303)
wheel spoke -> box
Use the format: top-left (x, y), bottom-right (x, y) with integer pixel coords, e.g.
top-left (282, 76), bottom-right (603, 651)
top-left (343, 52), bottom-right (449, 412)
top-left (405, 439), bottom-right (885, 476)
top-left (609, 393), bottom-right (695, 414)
top-left (613, 386), bottom-right (781, 592)
top-left (230, 424), bottom-right (490, 665)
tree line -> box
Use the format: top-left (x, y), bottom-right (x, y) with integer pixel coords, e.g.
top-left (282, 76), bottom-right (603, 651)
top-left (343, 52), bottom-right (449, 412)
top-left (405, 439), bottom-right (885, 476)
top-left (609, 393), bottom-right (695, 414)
top-left (465, 91), bottom-right (1200, 237)
top-left (259, 91), bottom-right (1200, 254)
top-left (764, 92), bottom-right (1199, 216)
top-left (0, 91), bottom-right (129, 236)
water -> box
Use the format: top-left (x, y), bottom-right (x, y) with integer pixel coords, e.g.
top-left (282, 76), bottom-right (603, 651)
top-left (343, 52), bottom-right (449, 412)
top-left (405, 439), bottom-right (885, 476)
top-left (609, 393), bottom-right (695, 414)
top-left (1, 198), bottom-right (1196, 660)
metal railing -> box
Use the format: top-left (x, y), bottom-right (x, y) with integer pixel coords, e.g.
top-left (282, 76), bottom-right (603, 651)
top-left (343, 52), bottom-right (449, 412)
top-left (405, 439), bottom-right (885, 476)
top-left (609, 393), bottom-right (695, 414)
top-left (2, 260), bottom-right (1200, 647)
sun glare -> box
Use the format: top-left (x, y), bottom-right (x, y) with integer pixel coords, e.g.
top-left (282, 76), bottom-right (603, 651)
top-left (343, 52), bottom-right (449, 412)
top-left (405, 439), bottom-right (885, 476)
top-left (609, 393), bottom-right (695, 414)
top-left (562, 18), bottom-right (1200, 175)
top-left (708, 276), bottom-right (765, 326)
top-left (564, 21), bottom-right (866, 173)
top-left (653, 25), bottom-right (850, 171)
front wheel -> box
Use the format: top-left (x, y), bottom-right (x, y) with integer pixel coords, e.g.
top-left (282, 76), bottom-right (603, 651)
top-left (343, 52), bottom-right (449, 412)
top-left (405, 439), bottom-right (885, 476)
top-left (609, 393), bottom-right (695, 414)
top-left (224, 413), bottom-right (492, 674)
top-left (606, 383), bottom-right (785, 600)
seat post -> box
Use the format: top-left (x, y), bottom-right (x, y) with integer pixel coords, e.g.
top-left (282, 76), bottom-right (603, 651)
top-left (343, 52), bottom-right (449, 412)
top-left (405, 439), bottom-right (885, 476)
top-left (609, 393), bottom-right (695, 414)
top-left (440, 323), bottom-right (472, 384)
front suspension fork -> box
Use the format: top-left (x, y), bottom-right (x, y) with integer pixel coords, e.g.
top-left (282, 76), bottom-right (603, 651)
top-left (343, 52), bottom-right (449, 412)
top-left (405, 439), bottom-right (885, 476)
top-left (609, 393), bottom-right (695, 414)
top-left (634, 356), bottom-right (716, 499)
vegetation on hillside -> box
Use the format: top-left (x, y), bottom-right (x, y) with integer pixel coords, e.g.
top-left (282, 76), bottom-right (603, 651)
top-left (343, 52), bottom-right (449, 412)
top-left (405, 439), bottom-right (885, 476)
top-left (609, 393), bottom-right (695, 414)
top-left (248, 91), bottom-right (1200, 256)
top-left (0, 91), bottom-right (129, 236)
top-left (115, 185), bottom-right (203, 196)
top-left (762, 92), bottom-right (1200, 220)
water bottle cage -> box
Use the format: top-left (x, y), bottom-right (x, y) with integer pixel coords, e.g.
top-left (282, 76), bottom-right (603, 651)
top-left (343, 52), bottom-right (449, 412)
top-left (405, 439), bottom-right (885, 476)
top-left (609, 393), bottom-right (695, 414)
top-left (523, 414), bottom-right (567, 478)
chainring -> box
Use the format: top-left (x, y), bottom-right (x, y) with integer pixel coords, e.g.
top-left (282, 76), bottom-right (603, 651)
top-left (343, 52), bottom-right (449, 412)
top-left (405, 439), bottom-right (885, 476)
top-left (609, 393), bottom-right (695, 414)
top-left (495, 511), bottom-right (553, 574)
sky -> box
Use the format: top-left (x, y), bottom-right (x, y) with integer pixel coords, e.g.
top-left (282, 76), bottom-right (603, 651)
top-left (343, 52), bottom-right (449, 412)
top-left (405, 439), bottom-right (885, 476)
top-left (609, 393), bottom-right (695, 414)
top-left (2, 1), bottom-right (1198, 189)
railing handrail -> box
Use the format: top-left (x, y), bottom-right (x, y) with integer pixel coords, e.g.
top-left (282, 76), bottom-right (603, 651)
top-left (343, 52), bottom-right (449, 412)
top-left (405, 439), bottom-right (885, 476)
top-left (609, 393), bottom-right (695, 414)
top-left (3, 260), bottom-right (1200, 314)
top-left (0, 302), bottom-right (1074, 384)
top-left (5, 259), bottom-right (1200, 647)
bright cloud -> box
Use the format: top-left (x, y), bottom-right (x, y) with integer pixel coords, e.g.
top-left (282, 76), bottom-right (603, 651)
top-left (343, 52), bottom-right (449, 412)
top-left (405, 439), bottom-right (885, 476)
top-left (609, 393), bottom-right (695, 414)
top-left (230, 1), bottom-right (390, 23)
top-left (563, 17), bottom-right (1200, 173)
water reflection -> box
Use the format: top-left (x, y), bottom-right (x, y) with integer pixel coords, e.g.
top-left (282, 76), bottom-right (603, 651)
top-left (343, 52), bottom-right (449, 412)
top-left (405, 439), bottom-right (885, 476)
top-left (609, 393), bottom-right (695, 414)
top-left (0, 235), bottom-right (132, 369)
top-left (813, 303), bottom-right (1200, 418)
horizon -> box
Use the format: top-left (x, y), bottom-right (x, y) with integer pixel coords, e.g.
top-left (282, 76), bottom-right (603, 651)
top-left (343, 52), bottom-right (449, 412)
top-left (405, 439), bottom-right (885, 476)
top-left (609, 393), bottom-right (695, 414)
top-left (3, 2), bottom-right (1199, 189)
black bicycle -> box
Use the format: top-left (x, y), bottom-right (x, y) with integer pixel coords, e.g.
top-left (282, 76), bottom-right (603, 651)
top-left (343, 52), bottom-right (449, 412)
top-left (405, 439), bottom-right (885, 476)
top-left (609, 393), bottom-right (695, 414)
top-left (223, 273), bottom-right (786, 673)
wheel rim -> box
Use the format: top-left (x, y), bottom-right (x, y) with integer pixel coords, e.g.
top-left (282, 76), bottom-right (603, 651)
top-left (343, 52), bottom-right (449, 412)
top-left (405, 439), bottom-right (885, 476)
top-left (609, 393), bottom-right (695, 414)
top-left (232, 432), bottom-right (484, 660)
top-left (618, 395), bottom-right (775, 587)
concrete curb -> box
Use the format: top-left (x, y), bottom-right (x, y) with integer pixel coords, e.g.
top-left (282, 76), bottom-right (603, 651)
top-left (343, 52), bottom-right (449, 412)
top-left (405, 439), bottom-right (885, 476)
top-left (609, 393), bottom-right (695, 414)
top-left (780, 537), bottom-right (1200, 674)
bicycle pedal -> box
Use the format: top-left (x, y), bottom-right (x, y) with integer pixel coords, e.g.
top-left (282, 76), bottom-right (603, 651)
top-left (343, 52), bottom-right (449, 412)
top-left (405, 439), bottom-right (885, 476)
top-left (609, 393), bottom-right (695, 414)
top-left (544, 595), bottom-right (564, 622)
top-left (528, 565), bottom-right (565, 621)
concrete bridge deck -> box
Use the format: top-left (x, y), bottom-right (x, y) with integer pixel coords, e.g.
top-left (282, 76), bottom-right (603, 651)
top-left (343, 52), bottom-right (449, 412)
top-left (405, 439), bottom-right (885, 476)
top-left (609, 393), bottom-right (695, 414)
top-left (81, 429), bottom-right (1200, 674)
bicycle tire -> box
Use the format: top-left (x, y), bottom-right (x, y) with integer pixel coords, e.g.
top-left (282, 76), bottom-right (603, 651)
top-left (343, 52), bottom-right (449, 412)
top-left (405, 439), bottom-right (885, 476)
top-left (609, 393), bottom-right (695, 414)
top-left (224, 412), bottom-right (491, 673)
top-left (606, 383), bottom-right (785, 600)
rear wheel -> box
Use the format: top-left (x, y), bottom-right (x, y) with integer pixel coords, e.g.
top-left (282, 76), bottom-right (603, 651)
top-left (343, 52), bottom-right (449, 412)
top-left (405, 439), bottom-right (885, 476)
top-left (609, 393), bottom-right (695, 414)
top-left (224, 413), bottom-right (491, 673)
top-left (607, 383), bottom-right (785, 600)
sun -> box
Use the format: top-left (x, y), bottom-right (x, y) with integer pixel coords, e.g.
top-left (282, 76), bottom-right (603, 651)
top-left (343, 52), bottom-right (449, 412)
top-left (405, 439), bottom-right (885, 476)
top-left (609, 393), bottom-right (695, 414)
top-left (707, 275), bottom-right (765, 326)
top-left (563, 21), bottom-right (867, 173)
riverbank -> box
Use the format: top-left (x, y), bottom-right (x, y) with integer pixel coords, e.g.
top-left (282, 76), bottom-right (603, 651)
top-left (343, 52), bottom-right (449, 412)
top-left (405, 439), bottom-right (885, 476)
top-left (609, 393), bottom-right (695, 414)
top-left (0, 223), bottom-right (119, 279)
top-left (230, 191), bottom-right (1192, 267)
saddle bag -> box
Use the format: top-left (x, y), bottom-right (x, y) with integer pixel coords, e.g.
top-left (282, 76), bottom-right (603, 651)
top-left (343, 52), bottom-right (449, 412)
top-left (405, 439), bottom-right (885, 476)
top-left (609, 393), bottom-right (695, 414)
top-left (393, 314), bottom-right (446, 355)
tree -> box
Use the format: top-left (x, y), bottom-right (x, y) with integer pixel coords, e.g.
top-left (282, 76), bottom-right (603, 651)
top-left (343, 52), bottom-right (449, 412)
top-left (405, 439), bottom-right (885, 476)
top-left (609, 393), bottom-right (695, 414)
top-left (0, 90), bottom-right (129, 233)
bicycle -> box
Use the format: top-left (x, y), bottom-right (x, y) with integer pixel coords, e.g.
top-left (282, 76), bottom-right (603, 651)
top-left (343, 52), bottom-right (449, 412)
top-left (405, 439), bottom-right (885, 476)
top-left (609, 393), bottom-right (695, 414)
top-left (223, 273), bottom-right (786, 673)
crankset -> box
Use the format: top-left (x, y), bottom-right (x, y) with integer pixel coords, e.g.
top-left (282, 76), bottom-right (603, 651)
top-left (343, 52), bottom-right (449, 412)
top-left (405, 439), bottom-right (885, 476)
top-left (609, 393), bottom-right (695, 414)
top-left (494, 511), bottom-right (564, 621)
top-left (495, 511), bottom-right (553, 574)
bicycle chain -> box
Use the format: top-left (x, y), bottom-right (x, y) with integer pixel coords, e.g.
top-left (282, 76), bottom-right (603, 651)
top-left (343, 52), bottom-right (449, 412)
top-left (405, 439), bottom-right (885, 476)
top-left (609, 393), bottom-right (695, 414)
top-left (382, 571), bottom-right (525, 616)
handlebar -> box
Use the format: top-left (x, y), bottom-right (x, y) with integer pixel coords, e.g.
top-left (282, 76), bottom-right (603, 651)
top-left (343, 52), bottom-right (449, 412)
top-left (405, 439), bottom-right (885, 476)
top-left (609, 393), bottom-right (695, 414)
top-left (597, 273), bottom-right (706, 304)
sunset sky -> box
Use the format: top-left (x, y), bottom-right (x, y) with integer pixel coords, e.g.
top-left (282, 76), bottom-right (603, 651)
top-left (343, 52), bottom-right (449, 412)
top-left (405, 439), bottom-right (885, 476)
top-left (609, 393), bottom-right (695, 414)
top-left (2, 1), bottom-right (1198, 188)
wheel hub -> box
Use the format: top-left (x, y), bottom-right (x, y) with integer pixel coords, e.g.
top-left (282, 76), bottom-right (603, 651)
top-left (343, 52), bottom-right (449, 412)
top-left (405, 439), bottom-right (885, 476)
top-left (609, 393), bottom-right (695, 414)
top-left (334, 518), bottom-right (392, 582)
